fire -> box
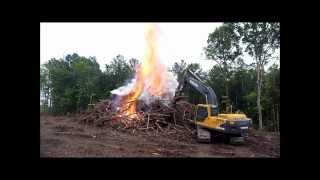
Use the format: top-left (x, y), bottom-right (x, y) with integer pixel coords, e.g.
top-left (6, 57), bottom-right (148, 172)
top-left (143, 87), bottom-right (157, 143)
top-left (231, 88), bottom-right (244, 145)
top-left (125, 24), bottom-right (163, 116)
top-left (111, 23), bottom-right (178, 120)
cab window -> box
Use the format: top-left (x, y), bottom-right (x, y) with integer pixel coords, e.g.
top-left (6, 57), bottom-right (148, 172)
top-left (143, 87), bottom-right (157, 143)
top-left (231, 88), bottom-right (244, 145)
top-left (210, 107), bottom-right (218, 116)
top-left (196, 106), bottom-right (208, 121)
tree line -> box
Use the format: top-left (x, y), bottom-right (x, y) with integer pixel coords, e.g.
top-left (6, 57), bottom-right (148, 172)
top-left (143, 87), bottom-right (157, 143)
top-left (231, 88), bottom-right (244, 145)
top-left (40, 22), bottom-right (279, 131)
top-left (40, 54), bottom-right (137, 114)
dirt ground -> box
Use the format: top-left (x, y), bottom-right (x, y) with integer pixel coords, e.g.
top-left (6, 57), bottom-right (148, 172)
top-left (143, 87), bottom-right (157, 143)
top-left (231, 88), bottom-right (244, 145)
top-left (40, 114), bottom-right (280, 158)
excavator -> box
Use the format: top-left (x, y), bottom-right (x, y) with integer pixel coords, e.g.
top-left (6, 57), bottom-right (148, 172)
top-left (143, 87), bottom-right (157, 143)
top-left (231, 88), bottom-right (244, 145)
top-left (174, 69), bottom-right (252, 144)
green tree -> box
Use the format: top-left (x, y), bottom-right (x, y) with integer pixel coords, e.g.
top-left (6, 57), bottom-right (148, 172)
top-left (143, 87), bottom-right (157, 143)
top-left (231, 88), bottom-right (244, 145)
top-left (170, 59), bottom-right (188, 82)
top-left (44, 58), bottom-right (73, 114)
top-left (262, 64), bottom-right (280, 131)
top-left (206, 65), bottom-right (226, 106)
top-left (205, 23), bottom-right (242, 97)
top-left (41, 53), bottom-right (142, 115)
top-left (238, 22), bottom-right (280, 130)
top-left (104, 55), bottom-right (135, 94)
top-left (44, 53), bottom-right (103, 114)
top-left (229, 59), bottom-right (256, 111)
top-left (170, 60), bottom-right (205, 81)
top-left (230, 60), bottom-right (258, 120)
top-left (187, 63), bottom-right (207, 80)
top-left (40, 65), bottom-right (51, 112)
top-left (71, 55), bottom-right (101, 112)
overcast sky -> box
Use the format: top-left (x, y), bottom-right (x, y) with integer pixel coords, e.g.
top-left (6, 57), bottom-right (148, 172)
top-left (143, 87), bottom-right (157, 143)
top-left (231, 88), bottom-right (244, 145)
top-left (40, 23), bottom-right (279, 71)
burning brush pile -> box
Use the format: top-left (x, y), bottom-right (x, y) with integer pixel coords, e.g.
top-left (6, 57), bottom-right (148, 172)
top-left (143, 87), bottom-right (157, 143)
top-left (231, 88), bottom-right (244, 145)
top-left (79, 24), bottom-right (197, 142)
top-left (79, 99), bottom-right (196, 141)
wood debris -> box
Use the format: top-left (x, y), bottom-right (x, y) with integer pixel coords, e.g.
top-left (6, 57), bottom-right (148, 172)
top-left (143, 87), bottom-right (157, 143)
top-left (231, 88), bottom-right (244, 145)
top-left (78, 98), bottom-right (197, 142)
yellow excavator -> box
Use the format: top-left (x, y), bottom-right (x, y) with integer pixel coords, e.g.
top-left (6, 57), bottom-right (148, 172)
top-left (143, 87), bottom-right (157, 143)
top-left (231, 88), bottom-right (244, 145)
top-left (175, 69), bottom-right (251, 144)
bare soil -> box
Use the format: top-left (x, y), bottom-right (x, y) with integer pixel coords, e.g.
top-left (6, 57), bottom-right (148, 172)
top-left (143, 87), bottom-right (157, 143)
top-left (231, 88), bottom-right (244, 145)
top-left (40, 115), bottom-right (280, 158)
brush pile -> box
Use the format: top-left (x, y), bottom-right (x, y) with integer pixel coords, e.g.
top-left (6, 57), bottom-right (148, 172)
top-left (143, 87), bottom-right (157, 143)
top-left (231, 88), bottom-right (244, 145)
top-left (78, 98), bottom-right (197, 142)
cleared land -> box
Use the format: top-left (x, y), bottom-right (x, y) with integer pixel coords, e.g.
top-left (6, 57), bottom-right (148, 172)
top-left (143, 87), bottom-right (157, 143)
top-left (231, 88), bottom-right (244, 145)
top-left (40, 115), bottom-right (280, 157)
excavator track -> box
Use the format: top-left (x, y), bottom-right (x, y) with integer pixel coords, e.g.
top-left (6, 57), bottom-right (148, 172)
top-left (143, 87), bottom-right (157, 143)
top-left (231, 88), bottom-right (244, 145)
top-left (229, 136), bottom-right (245, 144)
top-left (196, 125), bottom-right (211, 143)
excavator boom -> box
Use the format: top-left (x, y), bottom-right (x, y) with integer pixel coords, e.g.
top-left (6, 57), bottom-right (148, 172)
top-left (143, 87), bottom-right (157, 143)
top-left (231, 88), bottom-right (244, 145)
top-left (176, 69), bottom-right (218, 108)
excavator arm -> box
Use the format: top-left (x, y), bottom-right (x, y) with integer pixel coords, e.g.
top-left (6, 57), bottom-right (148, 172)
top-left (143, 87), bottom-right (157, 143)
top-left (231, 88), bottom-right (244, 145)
top-left (176, 69), bottom-right (219, 113)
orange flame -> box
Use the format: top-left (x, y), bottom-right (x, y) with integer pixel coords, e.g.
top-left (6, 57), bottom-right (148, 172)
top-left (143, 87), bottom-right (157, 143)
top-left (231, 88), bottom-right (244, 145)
top-left (121, 23), bottom-right (167, 118)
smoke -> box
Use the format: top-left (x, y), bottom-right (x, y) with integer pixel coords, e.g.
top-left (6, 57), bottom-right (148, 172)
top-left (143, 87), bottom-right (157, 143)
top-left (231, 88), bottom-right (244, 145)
top-left (110, 67), bottom-right (178, 105)
top-left (138, 70), bottom-right (178, 105)
top-left (110, 79), bottom-right (136, 96)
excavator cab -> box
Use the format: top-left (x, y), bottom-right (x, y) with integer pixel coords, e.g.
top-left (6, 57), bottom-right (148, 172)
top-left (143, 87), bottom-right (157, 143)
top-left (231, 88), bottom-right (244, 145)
top-left (195, 105), bottom-right (209, 121)
top-left (195, 104), bottom-right (218, 121)
top-left (194, 104), bottom-right (251, 143)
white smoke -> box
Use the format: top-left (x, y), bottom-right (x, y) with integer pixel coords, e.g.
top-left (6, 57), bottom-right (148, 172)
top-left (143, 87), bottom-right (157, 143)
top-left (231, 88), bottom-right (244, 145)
top-left (110, 67), bottom-right (178, 105)
top-left (138, 70), bottom-right (178, 105)
top-left (110, 79), bottom-right (136, 96)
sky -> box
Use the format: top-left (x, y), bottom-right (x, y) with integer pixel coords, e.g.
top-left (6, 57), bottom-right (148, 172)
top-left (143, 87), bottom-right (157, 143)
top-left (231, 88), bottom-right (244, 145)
top-left (40, 23), bottom-right (279, 71)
